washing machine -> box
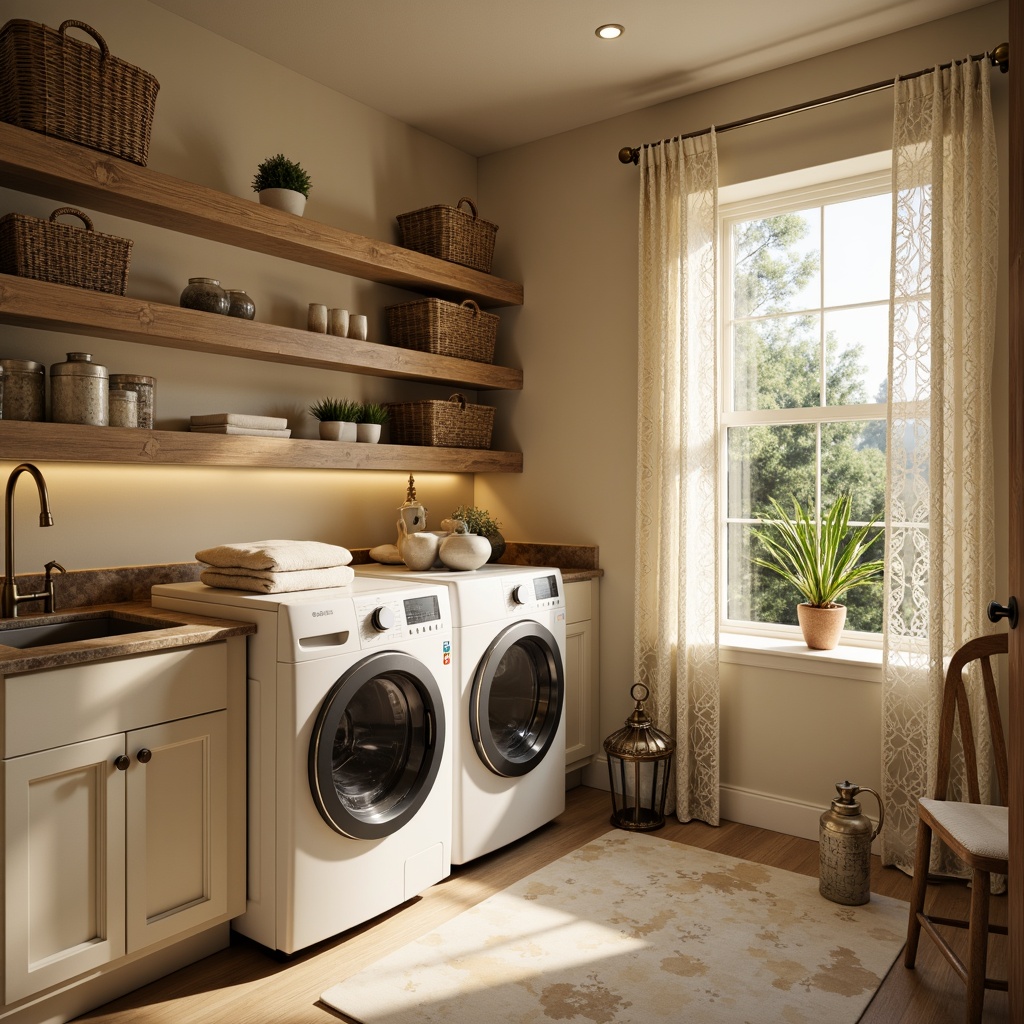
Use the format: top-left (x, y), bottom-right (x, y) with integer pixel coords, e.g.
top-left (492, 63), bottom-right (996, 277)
top-left (355, 563), bottom-right (566, 864)
top-left (151, 577), bottom-right (453, 955)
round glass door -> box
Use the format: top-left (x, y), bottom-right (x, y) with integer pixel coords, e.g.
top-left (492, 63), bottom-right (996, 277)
top-left (470, 621), bottom-right (564, 777)
top-left (309, 651), bottom-right (445, 840)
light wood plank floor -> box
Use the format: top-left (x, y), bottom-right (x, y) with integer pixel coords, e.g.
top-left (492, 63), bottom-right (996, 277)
top-left (75, 785), bottom-right (1009, 1024)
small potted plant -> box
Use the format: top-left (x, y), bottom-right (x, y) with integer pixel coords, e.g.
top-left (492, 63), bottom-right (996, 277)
top-left (452, 504), bottom-right (505, 563)
top-left (252, 153), bottom-right (312, 216)
top-left (357, 402), bottom-right (389, 444)
top-left (750, 494), bottom-right (884, 650)
top-left (309, 397), bottom-right (360, 442)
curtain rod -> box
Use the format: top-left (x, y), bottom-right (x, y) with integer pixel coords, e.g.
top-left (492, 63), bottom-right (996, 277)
top-left (617, 42), bottom-right (1009, 165)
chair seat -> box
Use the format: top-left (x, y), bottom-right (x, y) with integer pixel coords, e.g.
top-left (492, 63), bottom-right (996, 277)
top-left (918, 798), bottom-right (1008, 862)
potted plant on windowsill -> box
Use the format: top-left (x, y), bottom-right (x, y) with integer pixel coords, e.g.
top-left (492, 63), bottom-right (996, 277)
top-left (252, 153), bottom-right (312, 216)
top-left (452, 504), bottom-right (505, 563)
top-left (357, 402), bottom-right (388, 444)
top-left (309, 397), bottom-right (360, 442)
top-left (750, 494), bottom-right (884, 650)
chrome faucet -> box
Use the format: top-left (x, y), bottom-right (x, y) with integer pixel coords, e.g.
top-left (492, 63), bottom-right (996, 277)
top-left (2, 463), bottom-right (65, 618)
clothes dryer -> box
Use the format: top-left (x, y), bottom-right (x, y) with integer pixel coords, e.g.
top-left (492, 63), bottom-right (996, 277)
top-left (152, 578), bottom-right (452, 954)
top-left (355, 564), bottom-right (565, 864)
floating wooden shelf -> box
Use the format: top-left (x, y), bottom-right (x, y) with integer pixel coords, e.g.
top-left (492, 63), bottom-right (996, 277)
top-left (0, 124), bottom-right (523, 308)
top-left (0, 421), bottom-right (523, 473)
top-left (0, 276), bottom-right (523, 391)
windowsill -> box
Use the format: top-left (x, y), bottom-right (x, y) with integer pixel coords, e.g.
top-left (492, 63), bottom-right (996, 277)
top-left (719, 630), bottom-right (883, 682)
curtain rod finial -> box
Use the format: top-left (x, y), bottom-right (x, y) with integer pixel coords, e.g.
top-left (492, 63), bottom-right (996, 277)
top-left (619, 146), bottom-right (639, 166)
top-left (991, 42), bottom-right (1009, 73)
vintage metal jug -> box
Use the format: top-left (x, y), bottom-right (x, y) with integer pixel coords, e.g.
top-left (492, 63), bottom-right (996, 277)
top-left (818, 780), bottom-right (884, 906)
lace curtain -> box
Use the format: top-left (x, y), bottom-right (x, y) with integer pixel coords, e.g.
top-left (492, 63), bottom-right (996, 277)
top-left (881, 59), bottom-right (999, 874)
top-left (634, 134), bottom-right (720, 824)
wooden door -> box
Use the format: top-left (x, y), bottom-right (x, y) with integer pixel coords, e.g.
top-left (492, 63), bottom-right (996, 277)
top-left (1009, 3), bottom-right (1023, 1016)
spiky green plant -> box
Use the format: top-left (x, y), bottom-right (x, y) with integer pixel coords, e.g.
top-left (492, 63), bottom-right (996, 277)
top-left (359, 402), bottom-right (389, 425)
top-left (252, 153), bottom-right (312, 198)
top-left (308, 397), bottom-right (360, 422)
top-left (452, 505), bottom-right (501, 536)
top-left (750, 494), bottom-right (884, 609)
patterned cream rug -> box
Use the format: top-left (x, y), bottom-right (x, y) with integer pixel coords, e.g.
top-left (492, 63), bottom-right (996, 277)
top-left (321, 830), bottom-right (907, 1024)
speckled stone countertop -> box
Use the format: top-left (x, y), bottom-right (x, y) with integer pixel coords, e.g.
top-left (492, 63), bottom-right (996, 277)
top-left (0, 601), bottom-right (254, 675)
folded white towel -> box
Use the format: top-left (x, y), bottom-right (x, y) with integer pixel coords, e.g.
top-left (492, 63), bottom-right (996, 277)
top-left (190, 413), bottom-right (289, 429)
top-left (196, 539), bottom-right (353, 572)
top-left (200, 565), bottom-right (355, 593)
top-left (190, 424), bottom-right (292, 437)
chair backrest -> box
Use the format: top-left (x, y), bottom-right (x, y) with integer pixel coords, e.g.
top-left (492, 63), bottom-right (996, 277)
top-left (932, 632), bottom-right (1009, 806)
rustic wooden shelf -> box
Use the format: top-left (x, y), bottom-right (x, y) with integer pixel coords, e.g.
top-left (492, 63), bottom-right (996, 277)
top-left (0, 124), bottom-right (523, 308)
top-left (0, 421), bottom-right (523, 473)
top-left (0, 276), bottom-right (523, 391)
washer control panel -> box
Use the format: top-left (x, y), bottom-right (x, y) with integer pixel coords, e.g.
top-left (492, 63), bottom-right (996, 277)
top-left (354, 591), bottom-right (449, 645)
top-left (502, 571), bottom-right (564, 613)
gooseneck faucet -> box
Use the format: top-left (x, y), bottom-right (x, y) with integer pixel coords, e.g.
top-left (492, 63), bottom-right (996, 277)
top-left (2, 463), bottom-right (64, 618)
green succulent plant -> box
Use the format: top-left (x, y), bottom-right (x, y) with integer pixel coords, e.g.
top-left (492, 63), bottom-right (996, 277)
top-left (750, 494), bottom-right (884, 609)
top-left (452, 505), bottom-right (502, 536)
top-left (309, 397), bottom-right (361, 422)
top-left (252, 153), bottom-right (312, 198)
top-left (359, 402), bottom-right (389, 425)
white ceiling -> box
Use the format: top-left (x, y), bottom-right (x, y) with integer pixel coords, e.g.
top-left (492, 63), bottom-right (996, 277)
top-left (150, 0), bottom-right (994, 156)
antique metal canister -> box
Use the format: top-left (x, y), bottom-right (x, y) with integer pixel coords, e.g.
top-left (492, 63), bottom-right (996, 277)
top-left (819, 780), bottom-right (884, 906)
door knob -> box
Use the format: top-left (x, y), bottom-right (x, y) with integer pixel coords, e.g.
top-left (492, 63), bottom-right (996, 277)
top-left (136, 748), bottom-right (152, 763)
top-left (113, 755), bottom-right (130, 771)
top-left (987, 597), bottom-right (1018, 629)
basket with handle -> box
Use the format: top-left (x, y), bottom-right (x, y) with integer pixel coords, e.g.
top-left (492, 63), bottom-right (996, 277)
top-left (0, 206), bottom-right (133, 294)
top-left (389, 393), bottom-right (495, 449)
top-left (0, 18), bottom-right (160, 165)
top-left (385, 297), bottom-right (499, 363)
top-left (395, 197), bottom-right (497, 273)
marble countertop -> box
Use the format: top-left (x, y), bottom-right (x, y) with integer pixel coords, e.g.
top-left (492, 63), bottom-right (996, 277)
top-left (0, 601), bottom-right (255, 674)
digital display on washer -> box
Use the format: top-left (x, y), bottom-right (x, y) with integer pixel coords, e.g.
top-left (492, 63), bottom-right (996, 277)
top-left (533, 574), bottom-right (559, 600)
top-left (404, 594), bottom-right (441, 624)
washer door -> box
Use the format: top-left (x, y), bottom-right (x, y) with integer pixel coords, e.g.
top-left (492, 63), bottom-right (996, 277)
top-left (470, 620), bottom-right (564, 777)
top-left (309, 651), bottom-right (446, 840)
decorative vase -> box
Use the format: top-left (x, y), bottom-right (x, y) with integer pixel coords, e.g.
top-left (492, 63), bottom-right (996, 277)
top-left (257, 188), bottom-right (306, 216)
top-left (484, 531), bottom-right (506, 563)
top-left (356, 423), bottom-right (382, 443)
top-left (225, 289), bottom-right (256, 319)
top-left (180, 277), bottom-right (228, 314)
top-left (318, 421), bottom-right (357, 441)
top-left (797, 603), bottom-right (847, 650)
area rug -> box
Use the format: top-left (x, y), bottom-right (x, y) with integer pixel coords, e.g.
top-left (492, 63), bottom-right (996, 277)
top-left (320, 830), bottom-right (907, 1024)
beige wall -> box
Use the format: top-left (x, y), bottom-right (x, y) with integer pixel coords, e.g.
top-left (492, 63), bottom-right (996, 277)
top-left (0, 0), bottom-right (481, 568)
top-left (478, 2), bottom-right (1009, 832)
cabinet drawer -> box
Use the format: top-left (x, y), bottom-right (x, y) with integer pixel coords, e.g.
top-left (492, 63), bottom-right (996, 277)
top-left (2, 643), bottom-right (228, 758)
top-left (565, 580), bottom-right (592, 624)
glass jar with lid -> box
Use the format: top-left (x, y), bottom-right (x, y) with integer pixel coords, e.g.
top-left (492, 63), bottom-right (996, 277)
top-left (50, 352), bottom-right (109, 426)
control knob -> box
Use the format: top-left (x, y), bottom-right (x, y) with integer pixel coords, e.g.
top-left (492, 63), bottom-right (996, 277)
top-left (511, 584), bottom-right (530, 606)
top-left (371, 605), bottom-right (396, 632)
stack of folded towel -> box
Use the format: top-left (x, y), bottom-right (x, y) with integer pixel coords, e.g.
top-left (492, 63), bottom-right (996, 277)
top-left (196, 539), bottom-right (354, 593)
top-left (190, 413), bottom-right (291, 438)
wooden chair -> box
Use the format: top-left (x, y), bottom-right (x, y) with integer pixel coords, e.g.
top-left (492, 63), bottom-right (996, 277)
top-left (904, 632), bottom-right (1009, 1024)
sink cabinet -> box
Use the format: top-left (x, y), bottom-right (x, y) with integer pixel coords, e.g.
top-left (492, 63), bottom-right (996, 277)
top-left (0, 639), bottom-right (245, 1015)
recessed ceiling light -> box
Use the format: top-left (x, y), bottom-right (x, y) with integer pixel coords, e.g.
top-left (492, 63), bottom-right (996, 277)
top-left (596, 24), bottom-right (624, 40)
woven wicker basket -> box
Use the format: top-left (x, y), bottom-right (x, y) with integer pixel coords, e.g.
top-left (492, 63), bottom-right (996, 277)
top-left (396, 197), bottom-right (497, 273)
top-left (389, 393), bottom-right (495, 449)
top-left (386, 297), bottom-right (499, 363)
top-left (0, 206), bottom-right (133, 294)
top-left (0, 18), bottom-right (159, 166)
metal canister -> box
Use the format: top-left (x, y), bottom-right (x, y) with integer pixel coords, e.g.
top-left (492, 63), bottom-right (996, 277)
top-left (819, 780), bottom-right (884, 906)
top-left (50, 352), bottom-right (109, 426)
top-left (0, 359), bottom-right (45, 421)
top-left (109, 373), bottom-right (155, 428)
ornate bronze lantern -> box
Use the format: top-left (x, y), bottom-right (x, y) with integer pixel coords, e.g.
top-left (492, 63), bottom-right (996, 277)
top-left (604, 682), bottom-right (676, 831)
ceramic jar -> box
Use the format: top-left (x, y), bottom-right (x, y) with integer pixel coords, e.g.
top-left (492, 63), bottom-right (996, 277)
top-left (108, 389), bottom-right (138, 428)
top-left (225, 289), bottom-right (256, 319)
top-left (0, 359), bottom-right (45, 421)
top-left (438, 520), bottom-right (491, 571)
top-left (397, 517), bottom-right (440, 571)
top-left (180, 277), bottom-right (229, 314)
top-left (109, 374), bottom-right (155, 428)
top-left (50, 352), bottom-right (108, 426)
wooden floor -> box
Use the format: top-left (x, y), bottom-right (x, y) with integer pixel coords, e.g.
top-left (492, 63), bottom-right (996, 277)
top-left (76, 785), bottom-right (1009, 1024)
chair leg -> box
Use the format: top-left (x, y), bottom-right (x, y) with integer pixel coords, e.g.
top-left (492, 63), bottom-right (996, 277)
top-left (905, 818), bottom-right (932, 969)
top-left (965, 869), bottom-right (990, 1024)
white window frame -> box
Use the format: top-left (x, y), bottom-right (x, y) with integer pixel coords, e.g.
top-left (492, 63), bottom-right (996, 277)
top-left (717, 158), bottom-right (893, 660)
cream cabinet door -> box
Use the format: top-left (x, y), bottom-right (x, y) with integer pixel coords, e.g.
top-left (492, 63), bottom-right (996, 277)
top-left (3, 734), bottom-right (127, 1004)
top-left (564, 580), bottom-right (600, 770)
top-left (125, 711), bottom-right (228, 953)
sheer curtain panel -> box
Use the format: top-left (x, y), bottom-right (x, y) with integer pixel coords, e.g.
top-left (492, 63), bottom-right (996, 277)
top-left (882, 58), bottom-right (999, 874)
top-left (634, 134), bottom-right (720, 825)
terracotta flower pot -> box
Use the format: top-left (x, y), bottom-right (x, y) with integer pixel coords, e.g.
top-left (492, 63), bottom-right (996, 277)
top-left (797, 603), bottom-right (847, 650)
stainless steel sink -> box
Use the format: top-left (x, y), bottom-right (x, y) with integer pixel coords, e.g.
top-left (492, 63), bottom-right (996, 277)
top-left (0, 613), bottom-right (176, 649)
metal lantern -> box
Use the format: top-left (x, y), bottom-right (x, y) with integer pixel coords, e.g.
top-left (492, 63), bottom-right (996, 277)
top-left (604, 682), bottom-right (676, 831)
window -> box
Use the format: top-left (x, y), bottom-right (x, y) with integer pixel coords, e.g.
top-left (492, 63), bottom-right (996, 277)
top-left (720, 170), bottom-right (891, 639)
